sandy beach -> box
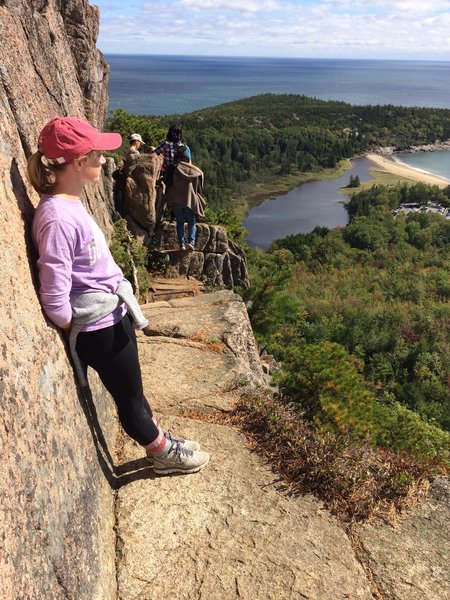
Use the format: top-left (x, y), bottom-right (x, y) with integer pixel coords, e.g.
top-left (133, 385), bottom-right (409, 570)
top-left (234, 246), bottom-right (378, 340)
top-left (366, 153), bottom-right (450, 189)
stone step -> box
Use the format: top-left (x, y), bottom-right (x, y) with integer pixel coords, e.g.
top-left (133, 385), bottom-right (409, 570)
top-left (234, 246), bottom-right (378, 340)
top-left (149, 276), bottom-right (206, 302)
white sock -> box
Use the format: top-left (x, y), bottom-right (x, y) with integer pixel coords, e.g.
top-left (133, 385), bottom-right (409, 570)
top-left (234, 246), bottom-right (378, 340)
top-left (144, 429), bottom-right (171, 457)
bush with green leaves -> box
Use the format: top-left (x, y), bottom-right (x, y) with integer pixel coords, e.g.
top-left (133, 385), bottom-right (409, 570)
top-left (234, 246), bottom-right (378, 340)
top-left (275, 341), bottom-right (375, 436)
top-left (109, 219), bottom-right (149, 299)
top-left (275, 340), bottom-right (450, 465)
top-left (240, 247), bottom-right (300, 340)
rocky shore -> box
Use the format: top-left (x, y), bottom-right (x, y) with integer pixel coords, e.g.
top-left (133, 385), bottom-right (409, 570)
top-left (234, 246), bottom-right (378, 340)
top-left (373, 139), bottom-right (450, 156)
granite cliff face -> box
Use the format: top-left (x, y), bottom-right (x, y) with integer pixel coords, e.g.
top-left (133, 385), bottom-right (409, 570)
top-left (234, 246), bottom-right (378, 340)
top-left (0, 0), bottom-right (113, 228)
top-left (0, 2), bottom-right (117, 598)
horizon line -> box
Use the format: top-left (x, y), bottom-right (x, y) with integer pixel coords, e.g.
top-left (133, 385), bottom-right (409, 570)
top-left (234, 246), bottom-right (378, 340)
top-left (102, 52), bottom-right (450, 64)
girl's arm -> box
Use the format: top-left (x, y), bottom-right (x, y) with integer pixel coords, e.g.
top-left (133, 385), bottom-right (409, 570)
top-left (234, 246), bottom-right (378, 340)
top-left (35, 220), bottom-right (76, 329)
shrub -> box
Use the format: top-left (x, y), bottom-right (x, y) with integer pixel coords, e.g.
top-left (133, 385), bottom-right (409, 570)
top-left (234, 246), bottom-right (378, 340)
top-left (371, 401), bottom-right (450, 463)
top-left (275, 341), bottom-right (375, 436)
top-left (275, 341), bottom-right (450, 465)
top-left (234, 391), bottom-right (439, 523)
top-left (109, 219), bottom-right (149, 299)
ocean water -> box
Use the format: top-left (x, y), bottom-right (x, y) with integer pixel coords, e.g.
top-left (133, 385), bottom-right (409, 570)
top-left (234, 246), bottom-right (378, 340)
top-left (394, 151), bottom-right (450, 181)
top-left (106, 55), bottom-right (450, 116)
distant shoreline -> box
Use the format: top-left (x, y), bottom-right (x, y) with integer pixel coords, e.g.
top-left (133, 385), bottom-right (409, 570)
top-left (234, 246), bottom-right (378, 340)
top-left (366, 152), bottom-right (450, 188)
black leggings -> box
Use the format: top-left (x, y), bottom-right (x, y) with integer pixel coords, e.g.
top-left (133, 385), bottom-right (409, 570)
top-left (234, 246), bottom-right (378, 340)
top-left (76, 314), bottom-right (159, 446)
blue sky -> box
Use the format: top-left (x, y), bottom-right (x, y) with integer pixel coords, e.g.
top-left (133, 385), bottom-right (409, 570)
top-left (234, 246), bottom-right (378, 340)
top-left (95, 0), bottom-right (450, 60)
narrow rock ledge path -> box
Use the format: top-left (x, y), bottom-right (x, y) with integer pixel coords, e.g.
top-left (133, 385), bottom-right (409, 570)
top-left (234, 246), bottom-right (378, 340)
top-left (114, 291), bottom-right (372, 599)
top-left (113, 290), bottom-right (450, 600)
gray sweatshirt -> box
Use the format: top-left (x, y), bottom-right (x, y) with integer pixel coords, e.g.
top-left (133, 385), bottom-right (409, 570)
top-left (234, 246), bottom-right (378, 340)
top-left (69, 279), bottom-right (148, 387)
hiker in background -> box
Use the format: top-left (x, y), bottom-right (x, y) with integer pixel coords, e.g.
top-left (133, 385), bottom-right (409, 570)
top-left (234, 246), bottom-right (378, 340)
top-left (152, 122), bottom-right (191, 180)
top-left (27, 116), bottom-right (210, 475)
top-left (126, 133), bottom-right (144, 158)
top-left (164, 145), bottom-right (205, 251)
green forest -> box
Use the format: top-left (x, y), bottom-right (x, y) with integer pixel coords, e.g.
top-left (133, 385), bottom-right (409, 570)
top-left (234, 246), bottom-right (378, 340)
top-left (108, 94), bottom-right (450, 212)
top-left (243, 182), bottom-right (450, 467)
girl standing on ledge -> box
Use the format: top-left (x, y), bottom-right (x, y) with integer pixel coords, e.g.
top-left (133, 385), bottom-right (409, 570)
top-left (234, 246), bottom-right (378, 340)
top-left (28, 116), bottom-right (209, 475)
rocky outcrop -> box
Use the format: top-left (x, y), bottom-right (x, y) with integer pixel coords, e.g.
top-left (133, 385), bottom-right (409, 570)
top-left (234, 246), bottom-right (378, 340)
top-left (117, 416), bottom-right (373, 600)
top-left (373, 139), bottom-right (450, 156)
top-left (0, 2), bottom-right (118, 599)
top-left (59, 0), bottom-right (109, 124)
top-left (140, 291), bottom-right (267, 407)
top-left (121, 153), bottom-right (164, 230)
top-left (360, 478), bottom-right (450, 599)
top-left (0, 0), bottom-right (113, 230)
top-left (153, 221), bottom-right (250, 289)
top-left (123, 214), bottom-right (250, 289)
top-left (119, 154), bottom-right (250, 289)
top-left (112, 291), bottom-right (450, 600)
top-left (401, 140), bottom-right (450, 153)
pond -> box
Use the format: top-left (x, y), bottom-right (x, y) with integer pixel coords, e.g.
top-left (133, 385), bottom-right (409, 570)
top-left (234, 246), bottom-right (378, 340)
top-left (243, 158), bottom-right (375, 249)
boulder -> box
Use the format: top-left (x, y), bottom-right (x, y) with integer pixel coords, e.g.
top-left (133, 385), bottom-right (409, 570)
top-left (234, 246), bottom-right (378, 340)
top-left (229, 239), bottom-right (250, 288)
top-left (122, 153), bottom-right (163, 232)
top-left (151, 221), bottom-right (250, 289)
top-left (204, 252), bottom-right (225, 287)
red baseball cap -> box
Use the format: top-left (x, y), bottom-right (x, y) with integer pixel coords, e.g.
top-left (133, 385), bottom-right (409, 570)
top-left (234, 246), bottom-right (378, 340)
top-left (38, 116), bottom-right (122, 164)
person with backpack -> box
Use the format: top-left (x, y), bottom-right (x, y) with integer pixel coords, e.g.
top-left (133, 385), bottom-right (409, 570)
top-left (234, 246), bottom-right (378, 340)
top-left (28, 116), bottom-right (210, 475)
top-left (152, 122), bottom-right (191, 180)
top-left (164, 145), bottom-right (205, 251)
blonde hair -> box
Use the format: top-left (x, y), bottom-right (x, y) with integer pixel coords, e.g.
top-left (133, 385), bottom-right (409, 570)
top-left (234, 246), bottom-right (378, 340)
top-left (27, 151), bottom-right (67, 195)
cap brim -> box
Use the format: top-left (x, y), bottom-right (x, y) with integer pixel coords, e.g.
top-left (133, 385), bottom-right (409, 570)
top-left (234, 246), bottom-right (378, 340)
top-left (92, 132), bottom-right (123, 151)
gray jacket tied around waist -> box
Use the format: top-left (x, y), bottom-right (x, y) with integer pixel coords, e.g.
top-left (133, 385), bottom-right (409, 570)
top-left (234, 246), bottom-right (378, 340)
top-left (69, 279), bottom-right (148, 387)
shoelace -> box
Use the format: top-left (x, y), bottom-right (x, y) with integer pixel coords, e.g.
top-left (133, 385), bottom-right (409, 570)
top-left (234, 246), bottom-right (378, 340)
top-left (169, 441), bottom-right (194, 459)
top-left (165, 430), bottom-right (185, 445)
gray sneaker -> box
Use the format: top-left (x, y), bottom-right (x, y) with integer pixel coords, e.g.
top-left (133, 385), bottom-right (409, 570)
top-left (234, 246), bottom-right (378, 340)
top-left (146, 431), bottom-right (201, 465)
top-left (188, 242), bottom-right (195, 251)
top-left (153, 443), bottom-right (210, 475)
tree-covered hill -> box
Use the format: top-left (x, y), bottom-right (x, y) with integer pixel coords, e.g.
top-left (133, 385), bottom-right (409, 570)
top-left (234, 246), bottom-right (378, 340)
top-left (108, 94), bottom-right (450, 212)
top-left (243, 182), bottom-right (450, 466)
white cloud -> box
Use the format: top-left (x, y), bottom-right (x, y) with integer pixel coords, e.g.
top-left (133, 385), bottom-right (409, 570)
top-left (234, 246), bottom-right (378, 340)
top-left (342, 0), bottom-right (450, 16)
top-left (96, 0), bottom-right (450, 59)
top-left (179, 0), bottom-right (283, 11)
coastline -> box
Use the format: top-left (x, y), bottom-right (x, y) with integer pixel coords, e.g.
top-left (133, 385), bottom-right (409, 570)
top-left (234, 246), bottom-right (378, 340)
top-left (238, 147), bottom-right (449, 226)
top-left (366, 153), bottom-right (450, 189)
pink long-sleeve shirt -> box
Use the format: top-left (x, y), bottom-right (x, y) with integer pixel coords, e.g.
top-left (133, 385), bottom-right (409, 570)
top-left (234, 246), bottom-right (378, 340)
top-left (32, 194), bottom-right (125, 331)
